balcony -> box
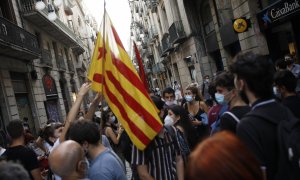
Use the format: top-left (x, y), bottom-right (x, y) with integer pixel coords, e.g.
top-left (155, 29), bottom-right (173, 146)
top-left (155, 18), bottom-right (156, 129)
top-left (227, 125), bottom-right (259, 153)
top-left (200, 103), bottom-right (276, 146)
top-left (142, 41), bottom-right (147, 49)
top-left (41, 49), bottom-right (52, 67)
top-left (152, 62), bottom-right (165, 74)
top-left (149, 27), bottom-right (158, 42)
top-left (161, 34), bottom-right (173, 57)
top-left (56, 55), bottom-right (66, 71)
top-left (21, 0), bottom-right (85, 55)
top-left (67, 60), bottom-right (75, 73)
top-left (146, 68), bottom-right (152, 75)
top-left (150, 0), bottom-right (158, 12)
top-left (146, 47), bottom-right (153, 58)
top-left (76, 60), bottom-right (87, 72)
top-left (169, 21), bottom-right (186, 45)
top-left (0, 16), bottom-right (40, 60)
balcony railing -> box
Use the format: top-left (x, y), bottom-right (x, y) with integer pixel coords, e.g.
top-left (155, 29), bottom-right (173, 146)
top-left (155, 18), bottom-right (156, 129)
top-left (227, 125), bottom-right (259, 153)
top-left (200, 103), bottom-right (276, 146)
top-left (146, 47), bottom-right (153, 58)
top-left (147, 0), bottom-right (158, 12)
top-left (148, 27), bottom-right (158, 45)
top-left (57, 55), bottom-right (66, 71)
top-left (21, 0), bottom-right (85, 54)
top-left (67, 60), bottom-right (75, 73)
top-left (41, 49), bottom-right (52, 66)
top-left (161, 34), bottom-right (173, 57)
top-left (158, 45), bottom-right (162, 57)
top-left (0, 16), bottom-right (40, 60)
top-left (169, 21), bottom-right (186, 45)
top-left (146, 68), bottom-right (152, 74)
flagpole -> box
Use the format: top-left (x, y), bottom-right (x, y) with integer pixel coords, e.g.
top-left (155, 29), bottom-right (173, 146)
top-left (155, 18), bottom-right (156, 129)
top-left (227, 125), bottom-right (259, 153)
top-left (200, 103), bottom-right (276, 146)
top-left (100, 0), bottom-right (106, 142)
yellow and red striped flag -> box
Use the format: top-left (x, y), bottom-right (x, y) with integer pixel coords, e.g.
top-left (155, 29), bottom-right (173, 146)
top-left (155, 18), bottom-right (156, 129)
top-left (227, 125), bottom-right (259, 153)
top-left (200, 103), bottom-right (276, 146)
top-left (87, 11), bottom-right (163, 150)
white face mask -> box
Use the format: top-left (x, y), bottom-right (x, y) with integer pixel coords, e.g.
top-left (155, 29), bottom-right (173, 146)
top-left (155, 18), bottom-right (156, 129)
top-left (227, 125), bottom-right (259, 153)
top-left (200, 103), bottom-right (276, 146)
top-left (165, 100), bottom-right (177, 106)
top-left (164, 115), bottom-right (174, 126)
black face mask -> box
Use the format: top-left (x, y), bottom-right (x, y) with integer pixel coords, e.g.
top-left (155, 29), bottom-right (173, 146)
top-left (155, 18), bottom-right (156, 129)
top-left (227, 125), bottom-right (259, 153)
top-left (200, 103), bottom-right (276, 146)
top-left (239, 90), bottom-right (249, 105)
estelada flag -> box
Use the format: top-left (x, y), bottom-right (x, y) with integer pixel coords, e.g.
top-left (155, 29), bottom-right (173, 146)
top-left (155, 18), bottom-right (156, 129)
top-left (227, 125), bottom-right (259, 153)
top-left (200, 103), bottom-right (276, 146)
top-left (87, 11), bottom-right (163, 150)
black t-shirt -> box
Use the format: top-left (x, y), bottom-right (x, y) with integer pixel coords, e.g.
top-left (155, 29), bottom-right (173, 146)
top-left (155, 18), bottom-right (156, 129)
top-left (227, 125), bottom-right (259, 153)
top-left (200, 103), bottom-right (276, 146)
top-left (220, 106), bottom-right (251, 133)
top-left (282, 95), bottom-right (300, 119)
top-left (2, 145), bottom-right (39, 180)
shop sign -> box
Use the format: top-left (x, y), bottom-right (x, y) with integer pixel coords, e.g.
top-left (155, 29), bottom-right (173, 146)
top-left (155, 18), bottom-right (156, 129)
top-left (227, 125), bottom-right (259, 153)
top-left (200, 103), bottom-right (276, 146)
top-left (232, 17), bottom-right (250, 33)
top-left (42, 74), bottom-right (58, 97)
top-left (258, 0), bottom-right (300, 29)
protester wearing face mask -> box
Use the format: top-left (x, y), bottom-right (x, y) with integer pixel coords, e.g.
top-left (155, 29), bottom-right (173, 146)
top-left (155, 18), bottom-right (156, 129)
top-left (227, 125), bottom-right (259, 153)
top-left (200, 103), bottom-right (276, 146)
top-left (274, 70), bottom-right (300, 119)
top-left (201, 75), bottom-right (212, 100)
top-left (162, 87), bottom-right (178, 123)
top-left (167, 105), bottom-right (198, 166)
top-left (285, 54), bottom-right (300, 95)
top-left (183, 86), bottom-right (209, 141)
top-left (163, 87), bottom-right (177, 107)
top-left (102, 110), bottom-right (122, 149)
top-left (215, 72), bottom-right (250, 133)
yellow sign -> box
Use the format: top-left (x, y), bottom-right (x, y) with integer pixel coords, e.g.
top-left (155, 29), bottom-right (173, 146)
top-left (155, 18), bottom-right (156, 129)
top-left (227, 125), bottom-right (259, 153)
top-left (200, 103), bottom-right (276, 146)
top-left (233, 18), bottom-right (248, 33)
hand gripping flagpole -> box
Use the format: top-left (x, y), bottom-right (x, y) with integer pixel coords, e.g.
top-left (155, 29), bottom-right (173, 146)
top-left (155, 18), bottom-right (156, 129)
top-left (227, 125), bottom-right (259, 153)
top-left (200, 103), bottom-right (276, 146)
top-left (100, 0), bottom-right (106, 142)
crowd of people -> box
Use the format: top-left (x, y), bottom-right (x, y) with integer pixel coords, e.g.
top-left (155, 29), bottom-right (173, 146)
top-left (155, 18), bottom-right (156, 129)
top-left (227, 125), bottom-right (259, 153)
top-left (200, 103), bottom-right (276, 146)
top-left (0, 51), bottom-right (300, 180)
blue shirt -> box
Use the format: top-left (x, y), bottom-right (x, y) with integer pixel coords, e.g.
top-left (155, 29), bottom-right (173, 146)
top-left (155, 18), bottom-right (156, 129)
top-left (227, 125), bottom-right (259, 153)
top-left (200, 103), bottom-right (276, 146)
top-left (89, 148), bottom-right (126, 180)
top-left (102, 135), bottom-right (112, 149)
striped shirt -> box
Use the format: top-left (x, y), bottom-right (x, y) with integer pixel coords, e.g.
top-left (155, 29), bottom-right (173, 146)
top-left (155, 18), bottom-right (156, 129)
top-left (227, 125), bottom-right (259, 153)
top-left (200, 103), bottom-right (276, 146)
top-left (131, 128), bottom-right (180, 180)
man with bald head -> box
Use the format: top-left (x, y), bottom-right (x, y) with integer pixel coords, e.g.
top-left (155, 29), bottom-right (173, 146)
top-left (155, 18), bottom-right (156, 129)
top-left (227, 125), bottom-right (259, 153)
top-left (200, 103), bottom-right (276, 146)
top-left (49, 140), bottom-right (88, 180)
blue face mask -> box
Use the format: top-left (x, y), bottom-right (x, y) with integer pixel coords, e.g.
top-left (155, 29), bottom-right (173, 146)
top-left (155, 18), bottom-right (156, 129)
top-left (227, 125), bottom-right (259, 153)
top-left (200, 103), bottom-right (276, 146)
top-left (215, 93), bottom-right (225, 105)
top-left (109, 116), bottom-right (116, 124)
top-left (185, 95), bottom-right (193, 102)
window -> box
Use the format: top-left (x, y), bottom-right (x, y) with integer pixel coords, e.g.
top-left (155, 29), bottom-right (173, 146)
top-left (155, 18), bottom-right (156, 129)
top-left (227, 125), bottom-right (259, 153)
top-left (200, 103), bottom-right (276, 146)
top-left (47, 42), bottom-right (51, 50)
top-left (68, 20), bottom-right (74, 30)
top-left (201, 1), bottom-right (214, 35)
top-left (188, 66), bottom-right (196, 81)
top-left (35, 32), bottom-right (42, 48)
top-left (78, 17), bottom-right (81, 27)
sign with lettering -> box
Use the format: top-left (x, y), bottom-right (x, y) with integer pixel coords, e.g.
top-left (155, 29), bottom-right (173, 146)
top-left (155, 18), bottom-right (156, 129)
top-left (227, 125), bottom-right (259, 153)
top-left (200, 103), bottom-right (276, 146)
top-left (257, 0), bottom-right (300, 29)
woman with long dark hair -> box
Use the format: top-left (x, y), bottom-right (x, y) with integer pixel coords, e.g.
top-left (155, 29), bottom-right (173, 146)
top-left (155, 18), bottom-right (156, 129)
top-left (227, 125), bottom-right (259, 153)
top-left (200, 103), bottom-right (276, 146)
top-left (168, 105), bottom-right (198, 165)
top-left (184, 86), bottom-right (209, 141)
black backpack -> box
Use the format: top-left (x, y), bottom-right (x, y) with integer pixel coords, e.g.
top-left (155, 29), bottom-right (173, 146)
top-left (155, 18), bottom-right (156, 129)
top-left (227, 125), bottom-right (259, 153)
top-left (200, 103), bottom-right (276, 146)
top-left (249, 107), bottom-right (300, 180)
top-left (276, 110), bottom-right (300, 180)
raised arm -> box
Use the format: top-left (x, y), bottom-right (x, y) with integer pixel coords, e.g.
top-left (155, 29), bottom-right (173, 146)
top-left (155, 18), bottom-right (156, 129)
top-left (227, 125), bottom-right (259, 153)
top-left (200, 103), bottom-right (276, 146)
top-left (84, 93), bottom-right (102, 120)
top-left (59, 82), bottom-right (91, 142)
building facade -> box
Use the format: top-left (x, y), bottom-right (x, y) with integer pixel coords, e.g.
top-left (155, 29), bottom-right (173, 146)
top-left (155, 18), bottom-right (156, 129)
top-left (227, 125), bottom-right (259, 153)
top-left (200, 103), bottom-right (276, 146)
top-left (0, 0), bottom-right (96, 139)
top-left (129, 0), bottom-right (298, 92)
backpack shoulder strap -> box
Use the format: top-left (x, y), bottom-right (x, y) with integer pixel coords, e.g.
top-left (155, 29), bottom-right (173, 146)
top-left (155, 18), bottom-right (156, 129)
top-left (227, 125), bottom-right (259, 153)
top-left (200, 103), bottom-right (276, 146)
top-left (223, 111), bottom-right (240, 123)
